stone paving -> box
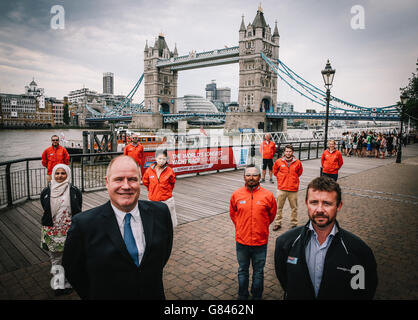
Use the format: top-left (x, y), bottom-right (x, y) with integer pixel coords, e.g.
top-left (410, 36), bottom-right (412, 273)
top-left (1, 145), bottom-right (417, 300)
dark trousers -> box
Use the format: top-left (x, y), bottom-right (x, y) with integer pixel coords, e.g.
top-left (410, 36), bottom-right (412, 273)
top-left (236, 242), bottom-right (267, 299)
top-left (321, 172), bottom-right (338, 181)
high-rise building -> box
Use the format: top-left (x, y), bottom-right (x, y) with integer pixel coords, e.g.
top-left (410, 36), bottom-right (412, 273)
top-left (216, 87), bottom-right (231, 104)
top-left (103, 72), bottom-right (114, 94)
top-left (205, 80), bottom-right (231, 105)
top-left (205, 80), bottom-right (217, 101)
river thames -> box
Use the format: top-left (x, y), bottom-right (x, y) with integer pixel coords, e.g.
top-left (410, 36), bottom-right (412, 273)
top-left (0, 129), bottom-right (87, 163)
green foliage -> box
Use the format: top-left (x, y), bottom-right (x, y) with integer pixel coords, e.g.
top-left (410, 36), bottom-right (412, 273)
top-left (399, 59), bottom-right (418, 125)
top-left (63, 103), bottom-right (70, 125)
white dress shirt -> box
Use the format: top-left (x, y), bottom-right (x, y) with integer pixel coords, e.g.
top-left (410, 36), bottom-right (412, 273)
top-left (111, 202), bottom-right (146, 266)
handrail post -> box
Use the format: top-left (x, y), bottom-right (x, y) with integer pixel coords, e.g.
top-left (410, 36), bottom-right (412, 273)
top-left (308, 141), bottom-right (311, 160)
top-left (26, 160), bottom-right (30, 200)
top-left (298, 142), bottom-right (302, 159)
top-left (81, 155), bottom-right (85, 192)
top-left (70, 157), bottom-right (74, 186)
top-left (316, 141), bottom-right (319, 158)
top-left (6, 163), bottom-right (13, 207)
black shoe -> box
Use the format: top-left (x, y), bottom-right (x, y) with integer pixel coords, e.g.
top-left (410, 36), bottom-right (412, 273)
top-left (270, 179), bottom-right (274, 184)
top-left (260, 179), bottom-right (265, 183)
top-left (55, 288), bottom-right (73, 296)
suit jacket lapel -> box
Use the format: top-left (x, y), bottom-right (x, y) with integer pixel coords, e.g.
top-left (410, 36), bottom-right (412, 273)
top-left (101, 201), bottom-right (134, 265)
top-left (139, 201), bottom-right (154, 263)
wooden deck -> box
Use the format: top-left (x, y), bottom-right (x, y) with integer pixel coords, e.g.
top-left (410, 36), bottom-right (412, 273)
top-left (0, 152), bottom-right (413, 275)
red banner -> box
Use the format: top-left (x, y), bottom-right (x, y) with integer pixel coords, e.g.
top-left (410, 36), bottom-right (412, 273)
top-left (142, 147), bottom-right (237, 176)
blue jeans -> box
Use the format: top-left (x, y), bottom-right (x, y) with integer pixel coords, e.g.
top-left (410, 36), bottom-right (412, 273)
top-left (236, 242), bottom-right (267, 299)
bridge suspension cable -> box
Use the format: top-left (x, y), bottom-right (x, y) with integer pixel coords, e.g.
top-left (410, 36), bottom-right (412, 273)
top-left (103, 73), bottom-right (144, 117)
top-left (260, 53), bottom-right (399, 114)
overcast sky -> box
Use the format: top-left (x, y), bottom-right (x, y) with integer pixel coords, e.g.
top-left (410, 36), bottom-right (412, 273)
top-left (0, 0), bottom-right (417, 112)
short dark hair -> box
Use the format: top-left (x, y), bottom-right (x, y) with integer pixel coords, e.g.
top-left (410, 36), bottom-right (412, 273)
top-left (284, 144), bottom-right (294, 151)
top-left (155, 149), bottom-right (168, 158)
top-left (305, 176), bottom-right (342, 206)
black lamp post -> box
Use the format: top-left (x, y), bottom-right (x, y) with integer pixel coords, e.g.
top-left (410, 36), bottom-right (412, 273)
top-left (321, 60), bottom-right (336, 150)
top-left (396, 93), bottom-right (409, 163)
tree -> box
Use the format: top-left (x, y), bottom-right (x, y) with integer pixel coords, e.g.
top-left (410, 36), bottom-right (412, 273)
top-left (399, 59), bottom-right (418, 126)
top-left (63, 103), bottom-right (70, 125)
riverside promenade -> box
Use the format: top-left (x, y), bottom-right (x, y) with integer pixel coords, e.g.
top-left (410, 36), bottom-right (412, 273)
top-left (0, 144), bottom-right (417, 300)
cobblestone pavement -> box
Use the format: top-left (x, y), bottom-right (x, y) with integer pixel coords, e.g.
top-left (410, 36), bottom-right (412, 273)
top-left (1, 146), bottom-right (417, 300)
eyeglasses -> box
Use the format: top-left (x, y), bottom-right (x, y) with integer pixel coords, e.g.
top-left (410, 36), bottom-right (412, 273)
top-left (52, 139), bottom-right (59, 142)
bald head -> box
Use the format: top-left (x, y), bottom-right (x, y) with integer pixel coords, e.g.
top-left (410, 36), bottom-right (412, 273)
top-left (106, 155), bottom-right (139, 178)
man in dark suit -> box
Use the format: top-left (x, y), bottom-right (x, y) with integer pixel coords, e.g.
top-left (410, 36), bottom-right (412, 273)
top-left (62, 155), bottom-right (173, 300)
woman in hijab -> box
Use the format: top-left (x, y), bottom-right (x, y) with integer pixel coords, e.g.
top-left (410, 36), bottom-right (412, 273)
top-left (142, 149), bottom-right (177, 228)
top-left (40, 163), bottom-right (82, 296)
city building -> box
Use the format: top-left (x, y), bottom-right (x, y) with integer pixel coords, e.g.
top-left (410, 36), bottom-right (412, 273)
top-left (176, 95), bottom-right (219, 113)
top-left (47, 97), bottom-right (65, 126)
top-left (103, 72), bottom-right (114, 94)
top-left (227, 101), bottom-right (240, 112)
top-left (205, 81), bottom-right (217, 101)
top-left (277, 101), bottom-right (294, 113)
top-left (0, 93), bottom-right (54, 128)
top-left (68, 87), bottom-right (102, 104)
top-left (0, 79), bottom-right (56, 128)
top-left (216, 87), bottom-right (231, 104)
top-left (24, 78), bottom-right (44, 97)
top-left (238, 6), bottom-right (280, 112)
top-left (205, 81), bottom-right (231, 112)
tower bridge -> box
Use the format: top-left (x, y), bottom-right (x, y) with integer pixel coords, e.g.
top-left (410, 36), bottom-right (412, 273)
top-left (143, 5), bottom-right (280, 120)
top-left (85, 5), bottom-right (400, 131)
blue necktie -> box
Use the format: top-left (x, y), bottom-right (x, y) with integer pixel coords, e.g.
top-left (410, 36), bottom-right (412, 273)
top-left (124, 213), bottom-right (139, 267)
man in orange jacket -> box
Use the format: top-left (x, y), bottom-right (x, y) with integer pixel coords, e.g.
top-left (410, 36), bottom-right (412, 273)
top-left (230, 164), bottom-right (277, 300)
top-left (321, 140), bottom-right (343, 181)
top-left (259, 133), bottom-right (277, 183)
top-left (41, 135), bottom-right (70, 183)
top-left (123, 134), bottom-right (144, 179)
top-left (272, 145), bottom-right (303, 230)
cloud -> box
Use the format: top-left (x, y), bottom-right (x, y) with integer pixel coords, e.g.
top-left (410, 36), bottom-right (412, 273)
top-left (0, 0), bottom-right (417, 111)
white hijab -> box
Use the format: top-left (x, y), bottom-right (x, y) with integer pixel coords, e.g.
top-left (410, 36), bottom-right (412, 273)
top-left (50, 164), bottom-right (71, 219)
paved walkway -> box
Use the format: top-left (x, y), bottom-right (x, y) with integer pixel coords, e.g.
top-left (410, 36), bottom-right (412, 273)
top-left (1, 145), bottom-right (417, 299)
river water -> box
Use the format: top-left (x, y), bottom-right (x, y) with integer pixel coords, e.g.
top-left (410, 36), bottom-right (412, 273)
top-left (0, 129), bottom-right (91, 163)
top-left (0, 126), bottom-right (395, 163)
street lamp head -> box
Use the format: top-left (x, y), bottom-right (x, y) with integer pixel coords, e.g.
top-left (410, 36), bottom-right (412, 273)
top-left (321, 59), bottom-right (336, 89)
top-left (400, 92), bottom-right (409, 105)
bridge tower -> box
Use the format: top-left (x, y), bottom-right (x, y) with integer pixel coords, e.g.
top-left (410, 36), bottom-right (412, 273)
top-left (144, 33), bottom-right (178, 114)
top-left (238, 5), bottom-right (279, 113)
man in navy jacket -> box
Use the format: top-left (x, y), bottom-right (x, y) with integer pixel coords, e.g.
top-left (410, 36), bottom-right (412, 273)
top-left (274, 176), bottom-right (377, 299)
top-left (62, 155), bottom-right (173, 299)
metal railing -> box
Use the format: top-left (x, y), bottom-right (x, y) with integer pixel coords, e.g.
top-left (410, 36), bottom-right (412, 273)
top-left (0, 152), bottom-right (122, 209)
top-left (0, 140), bottom-right (340, 209)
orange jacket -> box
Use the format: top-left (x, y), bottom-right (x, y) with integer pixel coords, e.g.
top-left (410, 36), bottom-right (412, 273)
top-left (123, 143), bottom-right (144, 166)
top-left (41, 145), bottom-right (70, 175)
top-left (273, 157), bottom-right (303, 192)
top-left (142, 164), bottom-right (176, 201)
top-left (321, 149), bottom-right (343, 174)
top-left (230, 185), bottom-right (277, 246)
top-left (260, 140), bottom-right (277, 159)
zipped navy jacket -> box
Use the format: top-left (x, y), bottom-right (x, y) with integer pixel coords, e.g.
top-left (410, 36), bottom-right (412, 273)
top-left (274, 221), bottom-right (377, 300)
